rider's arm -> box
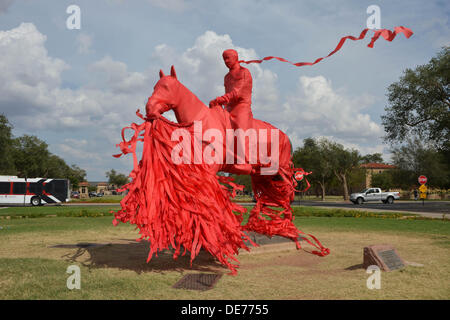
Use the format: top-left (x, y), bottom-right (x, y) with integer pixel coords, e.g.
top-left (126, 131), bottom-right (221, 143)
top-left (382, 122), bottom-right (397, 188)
top-left (221, 69), bottom-right (248, 104)
top-left (209, 69), bottom-right (249, 107)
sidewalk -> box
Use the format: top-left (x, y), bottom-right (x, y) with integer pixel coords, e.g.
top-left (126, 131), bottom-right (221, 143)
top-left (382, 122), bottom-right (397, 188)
top-left (293, 204), bottom-right (449, 220)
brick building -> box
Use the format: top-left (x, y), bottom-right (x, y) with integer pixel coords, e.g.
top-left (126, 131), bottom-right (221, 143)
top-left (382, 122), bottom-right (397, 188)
top-left (360, 163), bottom-right (397, 188)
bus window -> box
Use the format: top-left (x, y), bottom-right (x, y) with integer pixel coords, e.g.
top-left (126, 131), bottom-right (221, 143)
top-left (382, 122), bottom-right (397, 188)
top-left (44, 183), bottom-right (52, 193)
top-left (53, 180), bottom-right (66, 191)
top-left (0, 182), bottom-right (10, 194)
top-left (28, 183), bottom-right (43, 194)
top-left (13, 182), bottom-right (26, 195)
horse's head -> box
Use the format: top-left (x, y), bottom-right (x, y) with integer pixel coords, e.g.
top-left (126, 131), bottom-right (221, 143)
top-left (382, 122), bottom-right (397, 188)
top-left (146, 65), bottom-right (180, 119)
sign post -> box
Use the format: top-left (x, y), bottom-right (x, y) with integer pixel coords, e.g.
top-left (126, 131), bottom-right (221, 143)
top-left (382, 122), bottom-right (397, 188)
top-left (418, 176), bottom-right (427, 206)
top-left (295, 171), bottom-right (304, 205)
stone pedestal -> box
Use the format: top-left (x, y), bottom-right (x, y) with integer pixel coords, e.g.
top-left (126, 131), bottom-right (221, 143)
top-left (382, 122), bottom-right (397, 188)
top-left (364, 244), bottom-right (406, 271)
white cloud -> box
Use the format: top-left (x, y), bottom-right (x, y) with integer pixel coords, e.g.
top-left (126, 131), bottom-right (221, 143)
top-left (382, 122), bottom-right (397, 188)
top-left (0, 23), bottom-right (151, 180)
top-left (313, 135), bottom-right (388, 158)
top-left (278, 75), bottom-right (382, 146)
top-left (153, 30), bottom-right (279, 109)
top-left (56, 140), bottom-right (102, 162)
top-left (0, 23), bottom-right (149, 133)
top-left (0, 23), bottom-right (68, 89)
top-left (89, 56), bottom-right (148, 94)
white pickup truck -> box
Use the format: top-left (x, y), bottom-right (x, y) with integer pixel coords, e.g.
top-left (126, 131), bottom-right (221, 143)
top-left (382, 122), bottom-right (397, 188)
top-left (350, 188), bottom-right (400, 205)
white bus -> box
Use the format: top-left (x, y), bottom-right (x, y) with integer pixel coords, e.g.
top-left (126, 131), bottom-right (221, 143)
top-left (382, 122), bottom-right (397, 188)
top-left (0, 176), bottom-right (70, 206)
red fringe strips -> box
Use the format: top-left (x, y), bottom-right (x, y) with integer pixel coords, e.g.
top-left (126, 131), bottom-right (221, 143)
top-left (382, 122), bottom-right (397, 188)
top-left (112, 112), bottom-right (254, 275)
top-left (244, 166), bottom-right (329, 257)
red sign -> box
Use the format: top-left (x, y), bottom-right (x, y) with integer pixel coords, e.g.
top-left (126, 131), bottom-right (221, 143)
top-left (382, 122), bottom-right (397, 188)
top-left (418, 175), bottom-right (427, 185)
top-left (295, 171), bottom-right (304, 181)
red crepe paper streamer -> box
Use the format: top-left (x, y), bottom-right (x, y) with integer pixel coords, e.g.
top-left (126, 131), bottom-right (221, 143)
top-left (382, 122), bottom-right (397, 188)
top-left (238, 26), bottom-right (413, 67)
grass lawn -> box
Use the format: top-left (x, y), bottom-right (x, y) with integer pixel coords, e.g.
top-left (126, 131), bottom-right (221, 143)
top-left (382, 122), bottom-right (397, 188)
top-left (0, 205), bottom-right (118, 219)
top-left (0, 205), bottom-right (448, 299)
top-left (70, 195), bottom-right (124, 203)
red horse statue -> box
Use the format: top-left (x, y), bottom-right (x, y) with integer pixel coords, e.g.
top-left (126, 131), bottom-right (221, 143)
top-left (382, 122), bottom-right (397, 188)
top-left (113, 66), bottom-right (329, 274)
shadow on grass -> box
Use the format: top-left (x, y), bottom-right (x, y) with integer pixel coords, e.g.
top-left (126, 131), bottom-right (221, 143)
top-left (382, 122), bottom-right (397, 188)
top-left (58, 240), bottom-right (226, 274)
top-left (345, 263), bottom-right (364, 271)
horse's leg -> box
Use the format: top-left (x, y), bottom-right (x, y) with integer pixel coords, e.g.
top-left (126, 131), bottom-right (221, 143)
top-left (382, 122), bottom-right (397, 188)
top-left (241, 127), bottom-right (300, 243)
top-left (242, 171), bottom-right (300, 246)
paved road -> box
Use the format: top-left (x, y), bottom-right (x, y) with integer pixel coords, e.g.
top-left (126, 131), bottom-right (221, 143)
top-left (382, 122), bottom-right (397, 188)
top-left (294, 200), bottom-right (449, 213)
top-left (292, 200), bottom-right (450, 219)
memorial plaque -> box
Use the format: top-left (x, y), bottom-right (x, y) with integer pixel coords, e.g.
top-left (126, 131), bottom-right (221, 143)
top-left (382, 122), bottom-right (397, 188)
top-left (363, 244), bottom-right (406, 272)
top-left (378, 249), bottom-right (405, 271)
top-left (243, 231), bottom-right (293, 246)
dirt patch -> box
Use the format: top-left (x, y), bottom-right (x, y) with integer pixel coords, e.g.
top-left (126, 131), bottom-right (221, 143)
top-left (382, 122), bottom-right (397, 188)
top-left (240, 248), bottom-right (323, 271)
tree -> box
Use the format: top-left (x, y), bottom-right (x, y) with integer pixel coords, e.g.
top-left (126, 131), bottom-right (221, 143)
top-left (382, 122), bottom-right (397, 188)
top-left (381, 47), bottom-right (450, 152)
top-left (390, 138), bottom-right (449, 189)
top-left (0, 114), bottom-right (88, 184)
top-left (231, 174), bottom-right (252, 194)
top-left (45, 154), bottom-right (70, 178)
top-left (360, 153), bottom-right (384, 164)
top-left (12, 135), bottom-right (50, 178)
top-left (44, 155), bottom-right (86, 188)
top-left (371, 171), bottom-right (395, 190)
top-left (66, 165), bottom-right (87, 189)
top-left (0, 114), bottom-right (16, 174)
top-left (293, 138), bottom-right (333, 200)
top-left (321, 140), bottom-right (361, 200)
top-left (346, 167), bottom-right (366, 193)
top-left (106, 169), bottom-right (129, 187)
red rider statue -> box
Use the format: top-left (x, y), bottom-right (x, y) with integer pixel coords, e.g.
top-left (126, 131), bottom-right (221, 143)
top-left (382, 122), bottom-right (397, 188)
top-left (209, 49), bottom-right (254, 132)
top-left (209, 49), bottom-right (255, 173)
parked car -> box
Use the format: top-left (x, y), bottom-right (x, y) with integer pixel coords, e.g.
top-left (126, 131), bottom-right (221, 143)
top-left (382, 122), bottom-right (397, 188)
top-left (350, 188), bottom-right (400, 205)
top-left (97, 192), bottom-right (104, 197)
top-left (89, 191), bottom-right (97, 198)
top-left (71, 191), bottom-right (80, 199)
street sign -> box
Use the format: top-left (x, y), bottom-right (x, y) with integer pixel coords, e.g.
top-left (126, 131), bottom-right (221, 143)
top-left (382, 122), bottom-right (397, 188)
top-left (419, 184), bottom-right (427, 202)
top-left (418, 175), bottom-right (427, 185)
top-left (295, 171), bottom-right (304, 181)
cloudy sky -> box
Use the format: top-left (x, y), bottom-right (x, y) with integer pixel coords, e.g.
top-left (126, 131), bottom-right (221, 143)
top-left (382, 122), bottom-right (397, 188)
top-left (0, 0), bottom-right (448, 180)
